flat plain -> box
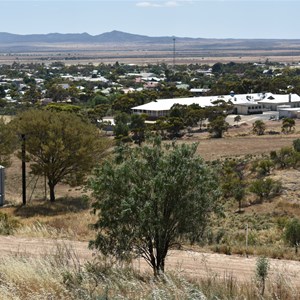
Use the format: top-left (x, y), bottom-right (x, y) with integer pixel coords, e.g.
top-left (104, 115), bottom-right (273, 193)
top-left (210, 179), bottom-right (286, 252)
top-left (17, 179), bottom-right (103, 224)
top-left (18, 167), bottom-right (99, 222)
top-left (2, 40), bottom-right (300, 65)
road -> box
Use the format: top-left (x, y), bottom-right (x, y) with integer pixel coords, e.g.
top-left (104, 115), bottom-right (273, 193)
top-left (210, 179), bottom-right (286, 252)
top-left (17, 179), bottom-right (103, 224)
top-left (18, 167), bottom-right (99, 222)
top-left (226, 111), bottom-right (279, 125)
top-left (0, 235), bottom-right (299, 286)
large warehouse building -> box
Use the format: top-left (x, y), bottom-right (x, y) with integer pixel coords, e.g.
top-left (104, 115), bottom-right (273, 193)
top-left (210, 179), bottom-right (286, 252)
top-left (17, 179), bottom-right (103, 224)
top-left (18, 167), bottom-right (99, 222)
top-left (131, 93), bottom-right (300, 117)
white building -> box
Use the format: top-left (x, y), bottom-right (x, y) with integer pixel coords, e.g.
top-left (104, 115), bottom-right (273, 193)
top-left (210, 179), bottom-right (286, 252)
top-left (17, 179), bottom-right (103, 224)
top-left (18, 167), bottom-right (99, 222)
top-left (259, 93), bottom-right (300, 111)
top-left (278, 107), bottom-right (300, 119)
top-left (131, 92), bottom-right (300, 117)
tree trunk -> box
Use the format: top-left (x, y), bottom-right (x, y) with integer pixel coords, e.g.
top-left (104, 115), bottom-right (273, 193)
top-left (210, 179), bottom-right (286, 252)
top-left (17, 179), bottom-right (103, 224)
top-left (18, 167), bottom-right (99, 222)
top-left (153, 265), bottom-right (159, 277)
top-left (152, 261), bottom-right (164, 276)
top-left (160, 257), bottom-right (165, 273)
top-left (48, 183), bottom-right (56, 202)
top-left (153, 247), bottom-right (167, 276)
top-left (261, 278), bottom-right (265, 296)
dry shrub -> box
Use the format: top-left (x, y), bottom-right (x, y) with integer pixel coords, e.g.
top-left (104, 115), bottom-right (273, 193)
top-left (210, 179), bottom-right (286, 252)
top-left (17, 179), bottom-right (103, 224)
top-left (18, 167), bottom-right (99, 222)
top-left (15, 221), bottom-right (74, 239)
top-left (3, 196), bottom-right (95, 241)
top-left (0, 212), bottom-right (20, 235)
top-left (0, 255), bottom-right (73, 300)
top-left (276, 200), bottom-right (300, 216)
top-left (0, 244), bottom-right (207, 300)
top-left (43, 211), bottom-right (97, 241)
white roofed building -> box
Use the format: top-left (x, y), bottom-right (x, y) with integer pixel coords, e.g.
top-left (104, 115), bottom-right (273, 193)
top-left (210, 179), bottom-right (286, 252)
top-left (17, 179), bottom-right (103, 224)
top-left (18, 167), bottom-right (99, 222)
top-left (132, 97), bottom-right (216, 118)
top-left (131, 92), bottom-right (300, 117)
top-left (259, 93), bottom-right (300, 111)
top-left (132, 93), bottom-right (264, 117)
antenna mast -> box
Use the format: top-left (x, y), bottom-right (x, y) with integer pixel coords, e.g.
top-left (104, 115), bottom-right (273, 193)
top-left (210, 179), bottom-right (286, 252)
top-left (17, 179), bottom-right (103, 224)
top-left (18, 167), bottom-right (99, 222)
top-left (173, 37), bottom-right (176, 68)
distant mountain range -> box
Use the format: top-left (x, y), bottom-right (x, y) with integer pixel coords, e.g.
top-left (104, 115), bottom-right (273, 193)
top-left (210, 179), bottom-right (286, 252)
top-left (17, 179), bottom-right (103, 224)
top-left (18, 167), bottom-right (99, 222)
top-left (0, 30), bottom-right (298, 45)
top-left (0, 30), bottom-right (186, 44)
top-left (1, 30), bottom-right (300, 54)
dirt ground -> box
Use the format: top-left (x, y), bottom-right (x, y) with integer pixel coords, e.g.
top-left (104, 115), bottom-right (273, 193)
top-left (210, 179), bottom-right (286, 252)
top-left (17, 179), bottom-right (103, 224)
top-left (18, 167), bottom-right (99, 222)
top-left (0, 235), bottom-right (299, 287)
top-left (180, 118), bottom-right (300, 160)
top-left (194, 135), bottom-right (298, 160)
top-left (1, 49), bottom-right (300, 65)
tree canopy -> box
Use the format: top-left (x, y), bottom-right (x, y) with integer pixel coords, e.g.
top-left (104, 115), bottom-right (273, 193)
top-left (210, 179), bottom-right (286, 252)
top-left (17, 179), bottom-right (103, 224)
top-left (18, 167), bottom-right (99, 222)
top-left (89, 138), bottom-right (221, 275)
top-left (282, 118), bottom-right (295, 133)
top-left (253, 120), bottom-right (266, 135)
top-left (0, 118), bottom-right (17, 167)
top-left (284, 218), bottom-right (300, 254)
top-left (208, 116), bottom-right (229, 138)
top-left (13, 109), bottom-right (110, 202)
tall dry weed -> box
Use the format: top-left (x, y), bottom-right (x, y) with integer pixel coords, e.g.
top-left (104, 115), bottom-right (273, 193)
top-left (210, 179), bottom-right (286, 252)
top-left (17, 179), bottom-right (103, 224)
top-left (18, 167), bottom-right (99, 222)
top-left (0, 244), bottom-right (299, 299)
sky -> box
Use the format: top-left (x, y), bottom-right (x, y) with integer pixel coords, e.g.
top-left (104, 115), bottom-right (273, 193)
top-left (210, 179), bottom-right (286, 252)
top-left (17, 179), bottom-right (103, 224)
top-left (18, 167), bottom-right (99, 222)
top-left (1, 0), bottom-right (300, 39)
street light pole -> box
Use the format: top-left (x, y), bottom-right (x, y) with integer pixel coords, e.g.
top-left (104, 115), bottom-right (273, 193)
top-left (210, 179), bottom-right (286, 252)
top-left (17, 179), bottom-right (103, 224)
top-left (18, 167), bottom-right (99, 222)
top-left (21, 134), bottom-right (26, 205)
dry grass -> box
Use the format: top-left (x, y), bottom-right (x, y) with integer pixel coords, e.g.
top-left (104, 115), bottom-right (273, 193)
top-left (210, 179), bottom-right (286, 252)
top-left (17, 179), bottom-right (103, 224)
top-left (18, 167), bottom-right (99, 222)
top-left (2, 152), bottom-right (95, 240)
top-left (180, 120), bottom-right (300, 160)
top-left (0, 245), bottom-right (299, 299)
top-left (1, 197), bottom-right (96, 241)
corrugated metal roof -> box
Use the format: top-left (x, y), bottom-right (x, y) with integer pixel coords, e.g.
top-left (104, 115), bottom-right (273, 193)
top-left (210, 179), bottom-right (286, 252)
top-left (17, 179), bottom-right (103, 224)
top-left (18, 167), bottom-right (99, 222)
top-left (132, 93), bottom-right (261, 111)
top-left (132, 93), bottom-right (300, 112)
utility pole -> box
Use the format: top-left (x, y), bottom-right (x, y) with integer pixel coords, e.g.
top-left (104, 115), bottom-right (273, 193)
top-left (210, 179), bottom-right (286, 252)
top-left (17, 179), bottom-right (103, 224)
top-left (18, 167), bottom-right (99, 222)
top-left (173, 37), bottom-right (176, 68)
top-left (245, 223), bottom-right (249, 258)
top-left (21, 134), bottom-right (26, 205)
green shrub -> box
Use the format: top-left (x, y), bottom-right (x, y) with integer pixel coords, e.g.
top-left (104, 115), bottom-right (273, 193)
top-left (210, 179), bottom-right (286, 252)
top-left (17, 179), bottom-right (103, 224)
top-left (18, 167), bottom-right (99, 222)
top-left (293, 138), bottom-right (300, 152)
top-left (276, 216), bottom-right (289, 230)
top-left (256, 256), bottom-right (270, 296)
top-left (257, 159), bottom-right (274, 176)
top-left (271, 147), bottom-right (300, 169)
top-left (215, 228), bottom-right (226, 244)
top-left (214, 244), bottom-right (232, 255)
top-left (249, 178), bottom-right (282, 202)
top-left (284, 218), bottom-right (300, 254)
top-left (0, 212), bottom-right (20, 235)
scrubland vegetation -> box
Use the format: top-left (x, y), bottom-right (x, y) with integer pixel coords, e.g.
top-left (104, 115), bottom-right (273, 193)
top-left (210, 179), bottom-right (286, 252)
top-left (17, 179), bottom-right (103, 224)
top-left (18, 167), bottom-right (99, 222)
top-left (1, 61), bottom-right (300, 299)
top-left (1, 130), bottom-right (300, 298)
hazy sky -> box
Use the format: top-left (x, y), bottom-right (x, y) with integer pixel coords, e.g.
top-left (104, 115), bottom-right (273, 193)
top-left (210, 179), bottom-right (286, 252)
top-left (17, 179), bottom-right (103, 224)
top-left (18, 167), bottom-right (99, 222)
top-left (1, 0), bottom-right (300, 39)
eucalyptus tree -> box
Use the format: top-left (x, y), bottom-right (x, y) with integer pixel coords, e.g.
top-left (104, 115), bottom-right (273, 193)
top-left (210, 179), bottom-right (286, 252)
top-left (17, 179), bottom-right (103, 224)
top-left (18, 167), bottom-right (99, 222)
top-left (13, 109), bottom-right (110, 202)
top-left (89, 138), bottom-right (221, 276)
top-left (252, 120), bottom-right (266, 135)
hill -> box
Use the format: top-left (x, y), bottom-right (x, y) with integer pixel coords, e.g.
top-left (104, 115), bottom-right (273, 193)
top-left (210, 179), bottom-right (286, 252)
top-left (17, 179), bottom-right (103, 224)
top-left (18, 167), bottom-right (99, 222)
top-left (1, 30), bottom-right (300, 52)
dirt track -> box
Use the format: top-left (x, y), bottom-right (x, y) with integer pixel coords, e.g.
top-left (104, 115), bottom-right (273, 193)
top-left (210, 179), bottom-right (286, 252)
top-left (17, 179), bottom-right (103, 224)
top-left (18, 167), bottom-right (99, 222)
top-left (0, 236), bottom-right (300, 286)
